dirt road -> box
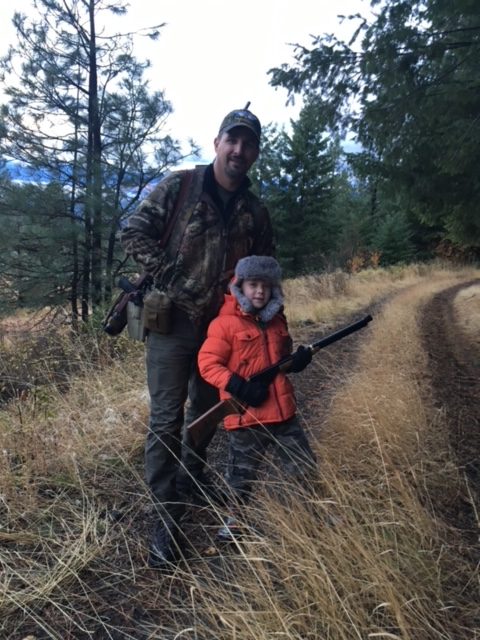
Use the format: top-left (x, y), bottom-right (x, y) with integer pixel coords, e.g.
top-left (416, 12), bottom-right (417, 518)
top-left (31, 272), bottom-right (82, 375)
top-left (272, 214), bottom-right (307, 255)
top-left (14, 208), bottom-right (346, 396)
top-left (297, 281), bottom-right (480, 536)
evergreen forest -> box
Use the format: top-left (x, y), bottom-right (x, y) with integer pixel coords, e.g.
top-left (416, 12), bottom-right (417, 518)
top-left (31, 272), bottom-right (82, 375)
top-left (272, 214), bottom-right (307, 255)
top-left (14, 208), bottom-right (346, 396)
top-left (0, 0), bottom-right (479, 322)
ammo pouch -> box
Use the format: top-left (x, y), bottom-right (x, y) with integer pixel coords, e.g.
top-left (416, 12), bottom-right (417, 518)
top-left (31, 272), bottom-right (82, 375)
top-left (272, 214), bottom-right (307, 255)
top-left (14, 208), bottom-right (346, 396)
top-left (143, 288), bottom-right (172, 334)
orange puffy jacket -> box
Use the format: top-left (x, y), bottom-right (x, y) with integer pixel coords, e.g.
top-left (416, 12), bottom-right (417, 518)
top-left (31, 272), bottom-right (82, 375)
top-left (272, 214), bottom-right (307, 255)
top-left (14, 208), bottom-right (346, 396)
top-left (197, 294), bottom-right (297, 430)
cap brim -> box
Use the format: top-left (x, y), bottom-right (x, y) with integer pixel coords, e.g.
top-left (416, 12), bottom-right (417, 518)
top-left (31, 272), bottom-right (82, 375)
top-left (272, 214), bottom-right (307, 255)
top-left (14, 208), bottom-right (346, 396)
top-left (221, 123), bottom-right (260, 141)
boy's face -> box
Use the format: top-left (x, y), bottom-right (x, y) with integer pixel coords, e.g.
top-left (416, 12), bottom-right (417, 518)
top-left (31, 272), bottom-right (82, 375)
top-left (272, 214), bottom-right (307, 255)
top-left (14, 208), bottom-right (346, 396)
top-left (241, 278), bottom-right (272, 310)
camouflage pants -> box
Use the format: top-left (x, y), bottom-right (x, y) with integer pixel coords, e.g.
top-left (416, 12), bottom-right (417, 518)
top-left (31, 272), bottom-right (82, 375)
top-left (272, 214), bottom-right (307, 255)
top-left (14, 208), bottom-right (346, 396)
top-left (144, 308), bottom-right (218, 521)
top-left (225, 416), bottom-right (316, 502)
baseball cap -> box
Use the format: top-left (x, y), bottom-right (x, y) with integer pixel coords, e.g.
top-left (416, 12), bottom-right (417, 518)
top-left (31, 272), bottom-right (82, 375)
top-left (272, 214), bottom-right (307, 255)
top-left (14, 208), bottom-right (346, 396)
top-left (218, 107), bottom-right (261, 142)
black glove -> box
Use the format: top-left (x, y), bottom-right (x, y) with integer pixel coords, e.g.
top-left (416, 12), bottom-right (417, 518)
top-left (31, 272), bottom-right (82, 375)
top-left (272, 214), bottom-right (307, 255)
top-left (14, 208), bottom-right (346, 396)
top-left (226, 373), bottom-right (269, 407)
top-left (288, 345), bottom-right (312, 373)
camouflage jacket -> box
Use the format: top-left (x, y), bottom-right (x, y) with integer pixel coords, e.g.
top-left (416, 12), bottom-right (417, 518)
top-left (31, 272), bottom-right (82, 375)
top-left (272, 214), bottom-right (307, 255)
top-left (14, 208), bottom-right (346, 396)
top-left (120, 164), bottom-right (274, 325)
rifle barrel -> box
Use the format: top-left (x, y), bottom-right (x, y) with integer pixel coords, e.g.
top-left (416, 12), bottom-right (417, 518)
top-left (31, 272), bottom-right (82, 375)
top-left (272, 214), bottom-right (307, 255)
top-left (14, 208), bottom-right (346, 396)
top-left (310, 314), bottom-right (372, 352)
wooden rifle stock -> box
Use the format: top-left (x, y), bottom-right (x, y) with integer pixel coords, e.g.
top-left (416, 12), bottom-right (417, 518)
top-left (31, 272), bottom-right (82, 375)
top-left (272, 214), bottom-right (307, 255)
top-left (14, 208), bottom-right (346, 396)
top-left (187, 314), bottom-right (373, 447)
top-left (187, 397), bottom-right (246, 448)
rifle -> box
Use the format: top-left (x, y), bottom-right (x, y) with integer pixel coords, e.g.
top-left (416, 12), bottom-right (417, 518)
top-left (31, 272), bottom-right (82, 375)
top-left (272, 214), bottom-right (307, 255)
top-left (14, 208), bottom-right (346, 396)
top-left (187, 313), bottom-right (373, 447)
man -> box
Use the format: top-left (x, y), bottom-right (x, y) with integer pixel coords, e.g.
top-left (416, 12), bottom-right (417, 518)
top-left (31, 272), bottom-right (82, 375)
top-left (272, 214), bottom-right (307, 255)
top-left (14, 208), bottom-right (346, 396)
top-left (121, 106), bottom-right (274, 568)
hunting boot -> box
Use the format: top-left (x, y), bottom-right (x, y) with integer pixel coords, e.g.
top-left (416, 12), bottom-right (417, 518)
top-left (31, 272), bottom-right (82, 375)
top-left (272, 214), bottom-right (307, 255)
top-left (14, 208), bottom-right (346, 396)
top-left (148, 519), bottom-right (183, 569)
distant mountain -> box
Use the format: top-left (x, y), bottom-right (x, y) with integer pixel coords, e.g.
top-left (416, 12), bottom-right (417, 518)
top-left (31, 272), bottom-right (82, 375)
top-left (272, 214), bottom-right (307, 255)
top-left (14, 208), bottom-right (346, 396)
top-left (0, 159), bottom-right (199, 187)
top-left (2, 160), bottom-right (52, 184)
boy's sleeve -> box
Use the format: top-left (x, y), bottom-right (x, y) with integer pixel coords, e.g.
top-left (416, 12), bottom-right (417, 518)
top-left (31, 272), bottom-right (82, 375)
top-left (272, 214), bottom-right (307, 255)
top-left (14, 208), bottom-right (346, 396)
top-left (198, 319), bottom-right (234, 391)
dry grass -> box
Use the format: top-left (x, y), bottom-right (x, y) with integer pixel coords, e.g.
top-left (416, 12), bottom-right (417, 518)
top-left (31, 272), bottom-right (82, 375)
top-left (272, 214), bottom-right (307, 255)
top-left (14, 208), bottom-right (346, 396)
top-left (0, 262), bottom-right (479, 639)
top-left (282, 261), bottom-right (475, 326)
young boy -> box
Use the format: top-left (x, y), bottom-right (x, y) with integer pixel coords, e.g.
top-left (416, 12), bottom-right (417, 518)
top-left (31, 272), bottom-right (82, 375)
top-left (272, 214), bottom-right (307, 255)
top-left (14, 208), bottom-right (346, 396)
top-left (197, 255), bottom-right (316, 540)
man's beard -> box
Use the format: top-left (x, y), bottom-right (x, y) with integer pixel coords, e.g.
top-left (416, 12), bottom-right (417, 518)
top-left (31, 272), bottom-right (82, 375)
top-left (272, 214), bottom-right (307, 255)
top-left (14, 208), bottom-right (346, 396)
top-left (225, 159), bottom-right (245, 180)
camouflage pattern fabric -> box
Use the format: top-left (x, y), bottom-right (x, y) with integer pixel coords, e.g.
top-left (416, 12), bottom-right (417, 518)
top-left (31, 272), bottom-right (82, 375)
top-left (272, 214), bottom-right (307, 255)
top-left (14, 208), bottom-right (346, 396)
top-left (225, 416), bottom-right (317, 502)
top-left (121, 164), bottom-right (274, 326)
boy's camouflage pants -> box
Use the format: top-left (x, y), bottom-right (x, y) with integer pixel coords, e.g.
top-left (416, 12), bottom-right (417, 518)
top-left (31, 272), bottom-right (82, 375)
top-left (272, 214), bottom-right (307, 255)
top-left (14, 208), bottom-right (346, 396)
top-left (225, 416), bottom-right (317, 502)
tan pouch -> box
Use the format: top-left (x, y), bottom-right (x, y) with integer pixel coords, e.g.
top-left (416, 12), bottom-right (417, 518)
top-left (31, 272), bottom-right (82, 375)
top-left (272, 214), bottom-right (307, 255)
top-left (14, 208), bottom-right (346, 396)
top-left (143, 289), bottom-right (172, 334)
top-left (126, 301), bottom-right (146, 341)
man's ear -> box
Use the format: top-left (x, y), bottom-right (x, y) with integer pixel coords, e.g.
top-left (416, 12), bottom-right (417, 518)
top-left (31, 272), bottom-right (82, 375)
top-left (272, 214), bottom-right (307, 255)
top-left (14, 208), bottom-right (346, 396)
top-left (213, 136), bottom-right (220, 151)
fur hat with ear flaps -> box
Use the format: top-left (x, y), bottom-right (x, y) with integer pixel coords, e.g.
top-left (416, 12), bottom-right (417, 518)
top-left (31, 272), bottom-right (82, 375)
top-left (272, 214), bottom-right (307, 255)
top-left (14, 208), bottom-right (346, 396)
top-left (229, 255), bottom-right (284, 322)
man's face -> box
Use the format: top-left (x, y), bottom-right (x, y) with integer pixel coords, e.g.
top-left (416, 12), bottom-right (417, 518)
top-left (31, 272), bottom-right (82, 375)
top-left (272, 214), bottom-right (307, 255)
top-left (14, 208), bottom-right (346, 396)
top-left (214, 127), bottom-right (259, 183)
top-left (241, 278), bottom-right (272, 310)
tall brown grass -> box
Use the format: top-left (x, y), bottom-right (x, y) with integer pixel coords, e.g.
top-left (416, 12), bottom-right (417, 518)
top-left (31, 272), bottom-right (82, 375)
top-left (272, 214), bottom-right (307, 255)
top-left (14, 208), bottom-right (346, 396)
top-left (0, 262), bottom-right (478, 639)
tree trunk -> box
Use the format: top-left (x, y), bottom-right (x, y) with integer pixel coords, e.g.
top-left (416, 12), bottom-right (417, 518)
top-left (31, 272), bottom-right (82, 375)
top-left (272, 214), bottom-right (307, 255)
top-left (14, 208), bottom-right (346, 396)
top-left (87, 0), bottom-right (103, 310)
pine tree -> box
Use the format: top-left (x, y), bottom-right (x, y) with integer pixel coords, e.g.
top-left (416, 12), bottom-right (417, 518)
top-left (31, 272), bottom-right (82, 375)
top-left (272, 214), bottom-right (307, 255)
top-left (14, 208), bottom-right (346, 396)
top-left (269, 0), bottom-right (480, 250)
top-left (253, 102), bottom-right (339, 275)
top-left (0, 0), bottom-right (191, 319)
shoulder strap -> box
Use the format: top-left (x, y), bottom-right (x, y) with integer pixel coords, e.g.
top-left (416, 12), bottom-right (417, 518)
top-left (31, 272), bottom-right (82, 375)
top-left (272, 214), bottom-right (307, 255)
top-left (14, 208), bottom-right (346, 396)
top-left (158, 169), bottom-right (195, 250)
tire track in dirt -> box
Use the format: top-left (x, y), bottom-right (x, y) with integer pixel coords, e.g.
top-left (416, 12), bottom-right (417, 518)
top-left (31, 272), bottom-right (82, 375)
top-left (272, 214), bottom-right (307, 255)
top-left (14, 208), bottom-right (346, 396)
top-left (421, 279), bottom-right (480, 535)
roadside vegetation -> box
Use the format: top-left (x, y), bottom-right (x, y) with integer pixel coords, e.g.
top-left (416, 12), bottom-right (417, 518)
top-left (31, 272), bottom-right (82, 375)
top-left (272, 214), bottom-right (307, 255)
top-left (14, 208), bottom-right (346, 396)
top-left (1, 261), bottom-right (479, 639)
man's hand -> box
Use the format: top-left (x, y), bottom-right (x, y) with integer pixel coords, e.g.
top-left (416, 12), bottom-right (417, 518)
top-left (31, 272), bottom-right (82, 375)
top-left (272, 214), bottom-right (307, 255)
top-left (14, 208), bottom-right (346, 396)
top-left (226, 373), bottom-right (269, 407)
top-left (288, 345), bottom-right (312, 373)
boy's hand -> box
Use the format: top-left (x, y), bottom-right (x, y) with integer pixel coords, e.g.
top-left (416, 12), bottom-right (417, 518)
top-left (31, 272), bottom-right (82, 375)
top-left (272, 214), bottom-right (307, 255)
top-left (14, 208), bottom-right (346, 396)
top-left (226, 373), bottom-right (269, 407)
top-left (288, 345), bottom-right (312, 373)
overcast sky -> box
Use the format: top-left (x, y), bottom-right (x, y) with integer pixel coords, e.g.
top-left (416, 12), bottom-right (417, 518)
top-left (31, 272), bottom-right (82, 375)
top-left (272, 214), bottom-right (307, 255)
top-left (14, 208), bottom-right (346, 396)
top-left (0, 0), bottom-right (368, 163)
